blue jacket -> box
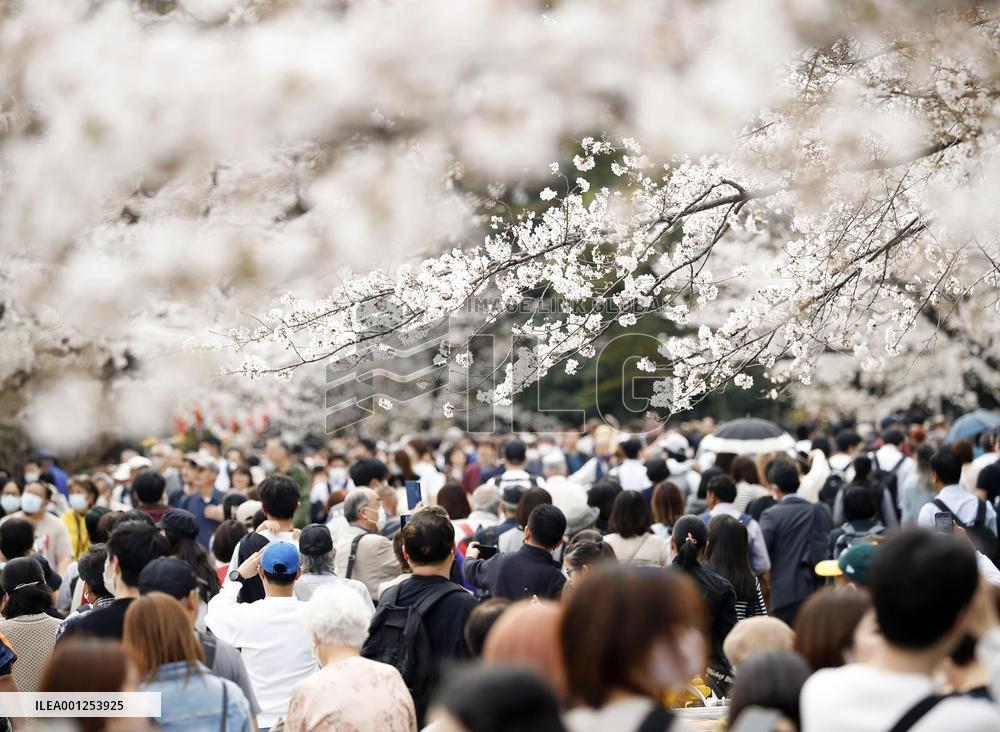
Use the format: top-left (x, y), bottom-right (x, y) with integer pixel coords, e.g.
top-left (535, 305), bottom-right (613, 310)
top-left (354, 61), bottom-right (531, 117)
top-left (143, 661), bottom-right (253, 731)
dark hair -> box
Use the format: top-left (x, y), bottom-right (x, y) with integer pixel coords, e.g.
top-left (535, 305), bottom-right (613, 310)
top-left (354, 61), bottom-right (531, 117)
top-left (930, 448), bottom-right (962, 486)
top-left (436, 482), bottom-right (471, 520)
top-left (705, 515), bottom-right (756, 601)
top-left (727, 651), bottom-right (812, 730)
top-left (200, 435), bottom-right (222, 450)
top-left (222, 493), bottom-right (247, 522)
top-left (608, 491), bottom-right (652, 539)
top-left (0, 518), bottom-right (34, 559)
top-left (391, 529), bottom-right (409, 572)
top-left (107, 522), bottom-right (169, 588)
top-left (232, 465), bottom-right (255, 488)
top-left (842, 486), bottom-right (876, 523)
top-left (504, 440), bottom-right (527, 464)
top-left (527, 504), bottom-right (566, 549)
top-left (697, 467), bottom-right (723, 500)
top-left (162, 530), bottom-right (221, 602)
top-left (621, 438), bottom-right (642, 460)
top-left (768, 462), bottom-right (800, 494)
top-left (651, 482), bottom-right (684, 528)
top-left (561, 565), bottom-right (703, 707)
top-left (1, 556), bottom-right (52, 618)
top-left (564, 539), bottom-right (616, 573)
top-left (730, 456), bottom-right (761, 485)
top-left (262, 568), bottom-right (297, 586)
top-left (671, 515), bottom-right (708, 571)
top-left (707, 475), bottom-right (737, 504)
top-left (953, 440), bottom-right (974, 465)
top-left (882, 429), bottom-right (905, 447)
top-left (117, 510), bottom-right (155, 527)
top-left (39, 639), bottom-right (134, 732)
top-left (463, 599), bottom-right (511, 658)
top-left (794, 588), bottom-right (872, 670)
top-left (402, 509), bottom-right (455, 565)
top-left (586, 480), bottom-right (621, 533)
top-left (348, 458), bottom-right (388, 488)
top-left (97, 511), bottom-right (121, 543)
top-left (852, 455), bottom-right (873, 483)
top-left (836, 430), bottom-right (863, 453)
top-left (872, 529), bottom-right (978, 649)
top-left (516, 487), bottom-right (552, 529)
top-left (78, 544), bottom-right (111, 600)
top-left (211, 520), bottom-right (247, 565)
top-left (435, 666), bottom-right (566, 732)
top-left (811, 436), bottom-right (831, 457)
top-left (85, 507), bottom-right (112, 544)
top-left (132, 472), bottom-right (165, 505)
top-left (258, 474), bottom-right (300, 520)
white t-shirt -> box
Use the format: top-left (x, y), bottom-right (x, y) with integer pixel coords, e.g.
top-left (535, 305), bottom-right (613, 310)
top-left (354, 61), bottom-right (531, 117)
top-left (801, 649), bottom-right (1000, 732)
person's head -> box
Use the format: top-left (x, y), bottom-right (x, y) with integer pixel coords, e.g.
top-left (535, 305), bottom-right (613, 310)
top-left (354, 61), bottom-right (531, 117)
top-left (541, 450), bottom-right (567, 478)
top-left (706, 474), bottom-right (737, 507)
top-left (157, 508), bottom-right (200, 553)
top-left (871, 528), bottom-right (978, 654)
top-left (561, 565), bottom-right (704, 706)
top-left (77, 544), bottom-right (112, 602)
top-left (730, 456), bottom-right (761, 485)
top-left (343, 488), bottom-right (381, 532)
top-left (265, 437), bottom-right (292, 467)
top-left (257, 474), bottom-right (301, 521)
top-left (727, 651), bottom-right (812, 732)
top-left (930, 447), bottom-right (963, 488)
top-left (586, 480), bottom-right (622, 532)
top-left (21, 481), bottom-right (49, 517)
top-left (794, 588), bottom-right (872, 670)
top-left (723, 617), bottom-right (796, 671)
top-left (211, 520), bottom-right (247, 565)
top-left (0, 556), bottom-right (52, 618)
top-left (86, 506), bottom-right (112, 544)
top-left (464, 599), bottom-right (511, 658)
top-left (515, 486), bottom-right (552, 529)
top-left (851, 454), bottom-right (873, 483)
top-left (375, 484), bottom-right (398, 518)
top-left (221, 492), bottom-right (248, 522)
top-left (503, 440), bottom-right (527, 467)
top-left (705, 514), bottom-right (755, 601)
top-left (298, 523), bottom-right (336, 575)
top-left (563, 538), bottom-right (616, 586)
top-left (0, 479), bottom-right (21, 515)
top-left (953, 439), bottom-right (974, 466)
top-left (476, 440), bottom-right (498, 466)
top-left (671, 515), bottom-right (708, 570)
top-left (68, 477), bottom-right (99, 514)
top-left (106, 521), bottom-right (170, 592)
top-left (231, 464), bottom-right (255, 492)
top-left (303, 583), bottom-right (371, 660)
top-left (768, 461), bottom-right (800, 497)
top-left (697, 467), bottom-right (723, 500)
top-left (348, 458), bottom-right (389, 489)
top-left (194, 459), bottom-right (219, 491)
top-left (199, 435), bottom-right (222, 456)
top-left (258, 541), bottom-right (301, 592)
top-left (621, 438), bottom-right (642, 460)
top-left (131, 472), bottom-right (165, 508)
top-left (403, 508), bottom-right (455, 569)
top-left (524, 504), bottom-right (566, 550)
top-left (882, 429), bottom-right (905, 447)
top-left (124, 592), bottom-right (203, 681)
top-left (482, 600), bottom-right (565, 698)
top-left (842, 486), bottom-right (877, 523)
top-left (137, 556), bottom-right (203, 620)
top-left (835, 430), bottom-right (863, 455)
top-left (650, 482), bottom-right (684, 528)
top-left (431, 666), bottom-right (566, 732)
top-left (607, 490), bottom-right (652, 539)
top-left (471, 485), bottom-right (501, 517)
top-left (0, 518), bottom-right (34, 559)
top-left (436, 482), bottom-right (471, 520)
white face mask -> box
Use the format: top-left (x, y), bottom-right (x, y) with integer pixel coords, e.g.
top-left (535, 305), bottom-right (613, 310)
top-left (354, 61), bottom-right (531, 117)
top-left (328, 467), bottom-right (349, 485)
top-left (366, 506), bottom-right (386, 531)
top-left (23, 472), bottom-right (39, 484)
top-left (69, 494), bottom-right (89, 512)
top-left (20, 493), bottom-right (44, 515)
top-left (103, 558), bottom-right (117, 595)
top-left (0, 495), bottom-right (20, 514)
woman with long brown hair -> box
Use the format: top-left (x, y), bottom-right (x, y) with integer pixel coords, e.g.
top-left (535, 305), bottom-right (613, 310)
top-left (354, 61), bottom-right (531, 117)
top-left (124, 592), bottom-right (254, 730)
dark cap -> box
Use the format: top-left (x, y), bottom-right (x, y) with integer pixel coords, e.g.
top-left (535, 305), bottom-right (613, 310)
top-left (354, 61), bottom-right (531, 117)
top-left (645, 458), bottom-right (670, 485)
top-left (157, 508), bottom-right (199, 539)
top-left (298, 524), bottom-right (333, 556)
top-left (0, 556), bottom-right (46, 594)
top-left (138, 557), bottom-right (201, 599)
top-left (501, 483), bottom-right (526, 506)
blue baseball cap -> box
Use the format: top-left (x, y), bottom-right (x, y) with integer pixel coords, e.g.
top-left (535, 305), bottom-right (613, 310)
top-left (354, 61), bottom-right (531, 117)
top-left (260, 541), bottom-right (300, 575)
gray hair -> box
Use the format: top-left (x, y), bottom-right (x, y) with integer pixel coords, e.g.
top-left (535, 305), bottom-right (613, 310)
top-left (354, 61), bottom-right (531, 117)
top-left (343, 488), bottom-right (377, 523)
top-left (471, 485), bottom-right (501, 515)
top-left (301, 551), bottom-right (336, 576)
top-left (303, 583), bottom-right (371, 648)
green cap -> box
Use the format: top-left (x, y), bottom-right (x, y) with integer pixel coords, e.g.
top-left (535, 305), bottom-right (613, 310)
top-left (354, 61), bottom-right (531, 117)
top-left (837, 542), bottom-right (878, 586)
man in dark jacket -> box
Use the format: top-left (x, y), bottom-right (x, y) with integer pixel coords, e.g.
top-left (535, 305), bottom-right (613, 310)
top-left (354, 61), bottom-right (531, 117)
top-left (464, 504), bottom-right (566, 600)
top-left (759, 461), bottom-right (833, 626)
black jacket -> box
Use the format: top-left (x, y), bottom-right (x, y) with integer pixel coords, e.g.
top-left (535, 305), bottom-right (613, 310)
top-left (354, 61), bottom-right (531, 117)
top-left (674, 560), bottom-right (737, 694)
top-left (759, 495), bottom-right (833, 610)
top-left (464, 544), bottom-right (566, 601)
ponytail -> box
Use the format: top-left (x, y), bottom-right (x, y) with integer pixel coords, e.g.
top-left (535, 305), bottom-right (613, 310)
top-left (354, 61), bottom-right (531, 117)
top-left (671, 516), bottom-right (707, 572)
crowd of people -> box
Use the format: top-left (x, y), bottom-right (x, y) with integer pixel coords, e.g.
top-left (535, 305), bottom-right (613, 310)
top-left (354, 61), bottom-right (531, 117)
top-left (0, 412), bottom-right (998, 731)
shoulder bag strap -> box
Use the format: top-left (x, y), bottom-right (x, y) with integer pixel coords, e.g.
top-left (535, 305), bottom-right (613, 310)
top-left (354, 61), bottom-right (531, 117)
top-left (891, 454), bottom-right (907, 472)
top-left (975, 499), bottom-right (987, 527)
top-left (888, 694), bottom-right (948, 732)
top-left (219, 679), bottom-right (227, 732)
top-left (413, 583), bottom-right (466, 617)
top-left (345, 532), bottom-right (368, 579)
top-left (636, 705), bottom-right (674, 732)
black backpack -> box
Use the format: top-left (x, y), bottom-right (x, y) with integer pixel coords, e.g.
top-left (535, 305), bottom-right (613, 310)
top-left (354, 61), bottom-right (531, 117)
top-left (818, 472), bottom-right (845, 509)
top-left (871, 454), bottom-right (906, 519)
top-left (933, 499), bottom-right (1000, 563)
top-left (360, 581), bottom-right (465, 722)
